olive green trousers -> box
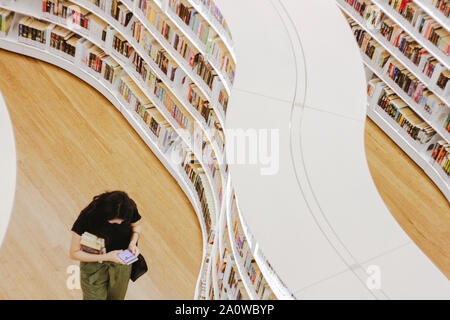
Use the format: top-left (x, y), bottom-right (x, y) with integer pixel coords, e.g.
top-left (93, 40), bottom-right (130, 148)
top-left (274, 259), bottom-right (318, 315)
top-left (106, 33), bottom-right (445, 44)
top-left (80, 261), bottom-right (132, 300)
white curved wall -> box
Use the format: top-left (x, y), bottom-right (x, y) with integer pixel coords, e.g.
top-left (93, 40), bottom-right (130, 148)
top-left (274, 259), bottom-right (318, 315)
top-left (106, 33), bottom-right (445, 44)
top-left (219, 0), bottom-right (450, 299)
top-left (0, 91), bottom-right (16, 248)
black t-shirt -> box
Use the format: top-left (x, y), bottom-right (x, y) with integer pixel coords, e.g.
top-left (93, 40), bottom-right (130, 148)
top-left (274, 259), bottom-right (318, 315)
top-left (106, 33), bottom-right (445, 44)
top-left (71, 208), bottom-right (141, 252)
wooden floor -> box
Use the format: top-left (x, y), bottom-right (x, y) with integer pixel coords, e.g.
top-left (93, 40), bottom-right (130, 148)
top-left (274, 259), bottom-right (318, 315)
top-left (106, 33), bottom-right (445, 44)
top-left (365, 119), bottom-right (450, 277)
top-left (0, 49), bottom-right (448, 299)
top-left (0, 49), bottom-right (203, 299)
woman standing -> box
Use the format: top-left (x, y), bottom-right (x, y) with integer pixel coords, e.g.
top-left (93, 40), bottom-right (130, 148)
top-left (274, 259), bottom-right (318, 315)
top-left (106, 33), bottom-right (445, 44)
top-left (69, 191), bottom-right (142, 300)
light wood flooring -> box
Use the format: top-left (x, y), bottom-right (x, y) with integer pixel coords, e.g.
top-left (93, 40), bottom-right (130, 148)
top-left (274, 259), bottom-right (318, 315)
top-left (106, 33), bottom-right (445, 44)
top-left (0, 49), bottom-right (203, 299)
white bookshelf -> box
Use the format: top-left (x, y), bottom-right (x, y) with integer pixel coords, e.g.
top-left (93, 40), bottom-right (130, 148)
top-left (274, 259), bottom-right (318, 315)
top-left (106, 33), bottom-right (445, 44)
top-left (337, 0), bottom-right (449, 104)
top-left (372, 0), bottom-right (450, 69)
top-left (338, 0), bottom-right (450, 201)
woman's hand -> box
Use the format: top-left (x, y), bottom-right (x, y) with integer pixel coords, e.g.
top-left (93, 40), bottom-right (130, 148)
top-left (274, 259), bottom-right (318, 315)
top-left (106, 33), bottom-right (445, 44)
top-left (104, 250), bottom-right (126, 264)
top-left (128, 241), bottom-right (140, 257)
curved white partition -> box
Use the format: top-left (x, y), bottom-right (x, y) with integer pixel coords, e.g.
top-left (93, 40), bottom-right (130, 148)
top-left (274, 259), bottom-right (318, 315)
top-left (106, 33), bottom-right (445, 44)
top-left (218, 0), bottom-right (450, 299)
top-left (0, 91), bottom-right (16, 248)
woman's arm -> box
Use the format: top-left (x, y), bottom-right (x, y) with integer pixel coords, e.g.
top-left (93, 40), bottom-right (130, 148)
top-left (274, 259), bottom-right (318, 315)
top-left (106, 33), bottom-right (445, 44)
top-left (128, 221), bottom-right (141, 256)
top-left (69, 232), bottom-right (124, 263)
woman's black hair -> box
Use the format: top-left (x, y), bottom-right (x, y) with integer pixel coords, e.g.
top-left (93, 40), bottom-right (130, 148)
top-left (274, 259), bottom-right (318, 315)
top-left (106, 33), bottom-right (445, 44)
top-left (80, 191), bottom-right (137, 226)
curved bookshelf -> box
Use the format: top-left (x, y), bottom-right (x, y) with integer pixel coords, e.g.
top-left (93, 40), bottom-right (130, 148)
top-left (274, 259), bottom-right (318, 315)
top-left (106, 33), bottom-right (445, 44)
top-left (337, 0), bottom-right (449, 105)
top-left (338, 0), bottom-right (450, 202)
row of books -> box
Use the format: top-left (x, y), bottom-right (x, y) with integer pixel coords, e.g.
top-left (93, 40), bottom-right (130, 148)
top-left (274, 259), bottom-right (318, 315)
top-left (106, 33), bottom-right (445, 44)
top-left (231, 197), bottom-right (274, 300)
top-left (376, 84), bottom-right (438, 144)
top-left (349, 17), bottom-right (450, 131)
top-left (386, 0), bottom-right (450, 55)
top-left (429, 0), bottom-right (449, 18)
top-left (111, 0), bottom-right (133, 27)
top-left (18, 15), bottom-right (49, 45)
top-left (182, 148), bottom-right (215, 236)
top-left (42, 0), bottom-right (112, 43)
top-left (42, 0), bottom-right (91, 30)
top-left (431, 139), bottom-right (450, 176)
top-left (198, 243), bottom-right (214, 300)
top-left (168, 0), bottom-right (212, 46)
top-left (126, 78), bottom-right (179, 151)
top-left (215, 228), bottom-right (250, 300)
top-left (18, 16), bottom-right (122, 83)
top-left (168, 0), bottom-right (235, 85)
top-left (194, 0), bottom-right (233, 40)
top-left (112, 31), bottom-right (135, 58)
top-left (50, 25), bottom-right (80, 57)
top-left (78, 38), bottom-right (123, 83)
top-left (0, 7), bottom-right (13, 33)
top-left (343, 0), bottom-right (449, 98)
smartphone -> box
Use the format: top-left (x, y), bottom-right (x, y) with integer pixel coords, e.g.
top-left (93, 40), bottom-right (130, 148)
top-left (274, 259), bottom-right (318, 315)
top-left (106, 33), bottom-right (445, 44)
top-left (118, 249), bottom-right (138, 265)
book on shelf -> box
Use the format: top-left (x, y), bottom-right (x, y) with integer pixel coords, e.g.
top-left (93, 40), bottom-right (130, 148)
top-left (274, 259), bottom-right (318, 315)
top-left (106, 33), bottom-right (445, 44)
top-left (153, 78), bottom-right (194, 131)
top-left (169, 0), bottom-right (212, 45)
top-left (49, 25), bottom-right (80, 57)
top-left (0, 8), bottom-right (14, 34)
top-left (111, 0), bottom-right (133, 27)
top-left (42, 0), bottom-right (91, 30)
top-left (18, 16), bottom-right (52, 46)
top-left (431, 139), bottom-right (450, 176)
top-left (376, 85), bottom-right (438, 144)
top-left (113, 32), bottom-right (135, 58)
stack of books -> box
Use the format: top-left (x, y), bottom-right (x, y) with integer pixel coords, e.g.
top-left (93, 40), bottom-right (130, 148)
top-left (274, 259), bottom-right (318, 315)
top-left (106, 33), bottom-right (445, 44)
top-left (80, 232), bottom-right (106, 254)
